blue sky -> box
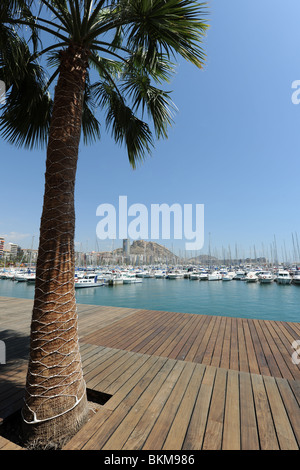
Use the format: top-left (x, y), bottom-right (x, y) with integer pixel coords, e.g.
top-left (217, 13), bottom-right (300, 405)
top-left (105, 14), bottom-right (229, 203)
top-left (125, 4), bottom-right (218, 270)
top-left (1, 0), bottom-right (300, 262)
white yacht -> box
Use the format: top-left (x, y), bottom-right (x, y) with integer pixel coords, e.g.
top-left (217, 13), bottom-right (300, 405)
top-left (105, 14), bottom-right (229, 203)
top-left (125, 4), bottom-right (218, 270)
top-left (189, 272), bottom-right (200, 280)
top-left (75, 275), bottom-right (103, 288)
top-left (26, 273), bottom-right (36, 284)
top-left (208, 271), bottom-right (222, 281)
top-left (233, 270), bottom-right (246, 280)
top-left (136, 270), bottom-right (148, 278)
top-left (292, 271), bottom-right (300, 285)
top-left (14, 271), bottom-right (29, 282)
top-left (122, 272), bottom-right (142, 284)
top-left (222, 271), bottom-right (235, 281)
top-left (245, 271), bottom-right (258, 282)
top-left (276, 270), bottom-right (292, 285)
top-left (167, 269), bottom-right (184, 279)
top-left (154, 270), bottom-right (166, 279)
top-left (106, 272), bottom-right (124, 285)
top-left (143, 271), bottom-right (155, 278)
top-left (258, 271), bottom-right (274, 284)
top-left (199, 271), bottom-right (209, 280)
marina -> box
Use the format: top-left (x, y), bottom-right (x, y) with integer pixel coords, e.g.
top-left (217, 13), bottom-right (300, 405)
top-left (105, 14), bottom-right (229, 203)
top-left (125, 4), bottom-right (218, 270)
top-left (0, 296), bottom-right (299, 450)
top-left (0, 264), bottom-right (299, 322)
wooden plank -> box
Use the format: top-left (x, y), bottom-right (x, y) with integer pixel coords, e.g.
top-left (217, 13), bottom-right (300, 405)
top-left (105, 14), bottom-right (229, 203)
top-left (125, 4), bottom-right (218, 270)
top-left (103, 353), bottom-right (152, 396)
top-left (148, 315), bottom-right (192, 358)
top-left (82, 358), bottom-right (170, 450)
top-left (92, 350), bottom-right (144, 392)
top-left (81, 308), bottom-right (150, 346)
top-left (219, 317), bottom-right (232, 369)
top-left (239, 371), bottom-right (259, 450)
top-left (143, 314), bottom-right (189, 357)
top-left (182, 365), bottom-right (216, 450)
top-left (103, 359), bottom-right (184, 450)
top-left (262, 320), bottom-right (295, 380)
top-left (79, 404), bottom-right (130, 450)
top-left (275, 377), bottom-right (300, 447)
top-left (111, 310), bottom-right (171, 352)
top-left (130, 312), bottom-right (183, 355)
top-left (184, 315), bottom-right (213, 363)
top-left (253, 320), bottom-right (281, 378)
top-left (193, 316), bottom-right (218, 364)
top-left (222, 369), bottom-right (240, 450)
top-left (86, 350), bottom-right (137, 391)
top-left (103, 355), bottom-right (166, 412)
top-left (210, 317), bottom-right (229, 367)
top-left (81, 345), bottom-right (107, 369)
top-left (175, 315), bottom-right (207, 362)
top-left (263, 375), bottom-right (299, 450)
top-left (268, 321), bottom-right (300, 380)
top-left (142, 361), bottom-right (196, 450)
top-left (59, 408), bottom-right (113, 450)
top-left (167, 314), bottom-right (202, 360)
top-left (162, 363), bottom-right (206, 450)
top-left (288, 378), bottom-right (300, 407)
top-left (281, 321), bottom-right (300, 342)
top-left (202, 368), bottom-right (227, 450)
top-left (202, 316), bottom-right (223, 367)
top-left (123, 362), bottom-right (194, 450)
top-left (79, 306), bottom-right (139, 334)
top-left (242, 318), bottom-right (260, 375)
top-left (83, 348), bottom-right (126, 385)
top-left (237, 318), bottom-right (249, 373)
top-left (229, 318), bottom-right (239, 371)
top-left (251, 373), bottom-right (279, 450)
top-left (247, 320), bottom-right (270, 376)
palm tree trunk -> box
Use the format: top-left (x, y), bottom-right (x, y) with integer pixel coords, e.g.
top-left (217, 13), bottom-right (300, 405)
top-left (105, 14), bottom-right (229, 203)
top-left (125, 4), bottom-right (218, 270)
top-left (22, 44), bottom-right (90, 448)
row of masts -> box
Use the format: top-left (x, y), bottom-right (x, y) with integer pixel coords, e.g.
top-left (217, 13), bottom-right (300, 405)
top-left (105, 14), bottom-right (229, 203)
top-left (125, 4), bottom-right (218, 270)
top-left (75, 232), bottom-right (300, 267)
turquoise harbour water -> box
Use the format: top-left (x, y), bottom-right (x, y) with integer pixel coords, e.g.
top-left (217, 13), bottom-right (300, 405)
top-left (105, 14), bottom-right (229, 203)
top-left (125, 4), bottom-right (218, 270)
top-left (0, 278), bottom-right (299, 322)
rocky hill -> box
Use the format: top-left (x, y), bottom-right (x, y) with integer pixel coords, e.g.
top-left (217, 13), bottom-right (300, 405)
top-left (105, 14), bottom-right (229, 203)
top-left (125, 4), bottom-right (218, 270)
top-left (114, 239), bottom-right (179, 261)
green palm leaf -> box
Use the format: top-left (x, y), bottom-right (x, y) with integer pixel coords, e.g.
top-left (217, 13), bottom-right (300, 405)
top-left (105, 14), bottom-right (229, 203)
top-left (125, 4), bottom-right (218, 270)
top-left (0, 0), bottom-right (209, 163)
top-left (0, 38), bottom-right (52, 148)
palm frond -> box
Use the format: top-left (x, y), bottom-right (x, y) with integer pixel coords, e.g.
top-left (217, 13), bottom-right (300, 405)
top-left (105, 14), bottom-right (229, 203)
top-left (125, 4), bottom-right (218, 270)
top-left (122, 73), bottom-right (176, 139)
top-left (81, 78), bottom-right (101, 145)
top-left (117, 0), bottom-right (209, 69)
top-left (126, 47), bottom-right (176, 84)
top-left (95, 80), bottom-right (153, 167)
top-left (0, 58), bottom-right (52, 149)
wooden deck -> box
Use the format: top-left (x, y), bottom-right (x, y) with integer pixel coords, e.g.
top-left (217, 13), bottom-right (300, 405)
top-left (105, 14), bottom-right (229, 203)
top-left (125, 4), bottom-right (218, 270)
top-left (0, 296), bottom-right (299, 450)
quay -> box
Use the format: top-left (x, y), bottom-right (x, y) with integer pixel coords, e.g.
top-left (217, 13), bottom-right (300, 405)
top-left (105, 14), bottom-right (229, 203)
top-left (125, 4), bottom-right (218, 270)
top-left (0, 296), bottom-right (299, 450)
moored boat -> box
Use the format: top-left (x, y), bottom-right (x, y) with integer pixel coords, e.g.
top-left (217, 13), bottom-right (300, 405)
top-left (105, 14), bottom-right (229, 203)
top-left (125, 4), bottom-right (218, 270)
top-left (208, 271), bottom-right (222, 281)
top-left (75, 275), bottom-right (103, 288)
top-left (233, 270), bottom-right (246, 280)
top-left (258, 271), bottom-right (274, 284)
top-left (199, 271), bottom-right (209, 280)
top-left (222, 272), bottom-right (235, 281)
top-left (292, 271), bottom-right (300, 285)
top-left (167, 269), bottom-right (184, 279)
top-left (276, 270), bottom-right (292, 285)
top-left (245, 271), bottom-right (258, 282)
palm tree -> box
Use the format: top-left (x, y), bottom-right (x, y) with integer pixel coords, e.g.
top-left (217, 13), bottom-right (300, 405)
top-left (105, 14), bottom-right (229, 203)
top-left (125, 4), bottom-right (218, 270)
top-left (0, 0), bottom-right (208, 448)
